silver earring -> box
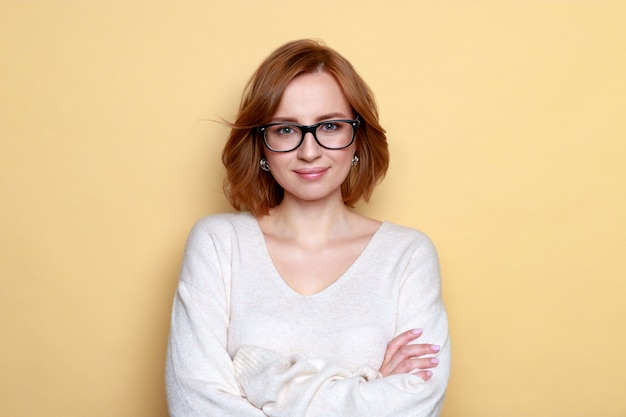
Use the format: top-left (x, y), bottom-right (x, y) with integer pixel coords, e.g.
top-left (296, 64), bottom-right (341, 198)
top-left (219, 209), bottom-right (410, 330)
top-left (351, 154), bottom-right (359, 167)
top-left (260, 158), bottom-right (270, 172)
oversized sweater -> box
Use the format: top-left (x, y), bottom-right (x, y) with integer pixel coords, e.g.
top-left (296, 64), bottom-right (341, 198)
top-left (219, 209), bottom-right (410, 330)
top-left (166, 212), bottom-right (450, 417)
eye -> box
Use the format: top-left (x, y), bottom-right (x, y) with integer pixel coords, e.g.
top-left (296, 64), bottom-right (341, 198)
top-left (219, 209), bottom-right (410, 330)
top-left (269, 125), bottom-right (299, 137)
top-left (320, 122), bottom-right (339, 132)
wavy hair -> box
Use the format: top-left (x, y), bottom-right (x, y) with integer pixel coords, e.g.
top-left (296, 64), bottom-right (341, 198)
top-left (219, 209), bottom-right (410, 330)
top-left (221, 39), bottom-right (389, 216)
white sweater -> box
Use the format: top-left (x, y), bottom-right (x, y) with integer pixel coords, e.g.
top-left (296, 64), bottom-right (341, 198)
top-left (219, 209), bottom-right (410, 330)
top-left (166, 212), bottom-right (450, 417)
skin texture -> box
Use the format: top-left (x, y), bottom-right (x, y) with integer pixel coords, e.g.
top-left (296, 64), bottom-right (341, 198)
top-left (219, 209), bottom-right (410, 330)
top-left (258, 70), bottom-right (439, 379)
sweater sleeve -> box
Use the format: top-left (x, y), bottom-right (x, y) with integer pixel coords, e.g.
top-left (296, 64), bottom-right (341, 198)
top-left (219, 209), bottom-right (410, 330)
top-left (165, 219), bottom-right (267, 417)
top-left (232, 234), bottom-right (450, 417)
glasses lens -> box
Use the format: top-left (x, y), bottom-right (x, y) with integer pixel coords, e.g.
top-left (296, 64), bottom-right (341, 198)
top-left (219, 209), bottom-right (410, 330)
top-left (264, 124), bottom-right (303, 152)
top-left (315, 121), bottom-right (354, 149)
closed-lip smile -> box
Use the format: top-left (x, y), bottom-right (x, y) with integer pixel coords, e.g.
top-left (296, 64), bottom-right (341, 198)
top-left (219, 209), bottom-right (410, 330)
top-left (293, 167), bottom-right (329, 180)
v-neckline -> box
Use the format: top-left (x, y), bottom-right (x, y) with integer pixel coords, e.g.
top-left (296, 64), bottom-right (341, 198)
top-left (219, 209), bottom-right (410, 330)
top-left (246, 213), bottom-right (386, 298)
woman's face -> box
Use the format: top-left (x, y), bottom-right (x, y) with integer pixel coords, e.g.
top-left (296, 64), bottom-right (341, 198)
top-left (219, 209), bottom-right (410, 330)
top-left (263, 71), bottom-right (356, 205)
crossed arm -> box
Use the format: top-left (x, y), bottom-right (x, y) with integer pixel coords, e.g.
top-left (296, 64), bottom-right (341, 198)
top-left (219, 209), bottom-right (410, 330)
top-left (166, 221), bottom-right (449, 417)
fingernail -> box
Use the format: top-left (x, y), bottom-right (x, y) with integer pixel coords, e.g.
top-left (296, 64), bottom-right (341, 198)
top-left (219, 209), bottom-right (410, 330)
top-left (411, 328), bottom-right (423, 334)
top-left (430, 358), bottom-right (439, 365)
top-left (423, 370), bottom-right (433, 380)
top-left (431, 345), bottom-right (441, 352)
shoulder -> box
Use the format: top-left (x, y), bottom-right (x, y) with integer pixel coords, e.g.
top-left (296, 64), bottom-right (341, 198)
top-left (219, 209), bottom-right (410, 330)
top-left (185, 211), bottom-right (257, 248)
top-left (179, 212), bottom-right (258, 279)
top-left (189, 211), bottom-right (255, 235)
top-left (374, 223), bottom-right (442, 287)
top-left (378, 221), bottom-right (437, 252)
top-left (371, 222), bottom-right (440, 272)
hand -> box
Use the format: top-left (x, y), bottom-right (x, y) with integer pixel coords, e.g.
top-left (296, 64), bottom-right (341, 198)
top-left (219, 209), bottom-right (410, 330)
top-left (379, 329), bottom-right (441, 380)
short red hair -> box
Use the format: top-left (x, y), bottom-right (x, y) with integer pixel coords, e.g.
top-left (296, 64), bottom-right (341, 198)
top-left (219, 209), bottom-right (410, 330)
top-left (221, 39), bottom-right (389, 216)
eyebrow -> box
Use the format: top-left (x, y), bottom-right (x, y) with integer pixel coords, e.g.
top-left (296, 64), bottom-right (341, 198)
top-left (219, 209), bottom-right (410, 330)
top-left (269, 112), bottom-right (352, 124)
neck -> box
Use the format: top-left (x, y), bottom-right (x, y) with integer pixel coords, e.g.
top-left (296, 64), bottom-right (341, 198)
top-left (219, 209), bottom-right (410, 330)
top-left (260, 194), bottom-right (355, 246)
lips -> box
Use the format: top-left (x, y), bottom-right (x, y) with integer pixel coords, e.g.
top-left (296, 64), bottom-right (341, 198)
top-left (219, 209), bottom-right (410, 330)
top-left (293, 167), bottom-right (329, 180)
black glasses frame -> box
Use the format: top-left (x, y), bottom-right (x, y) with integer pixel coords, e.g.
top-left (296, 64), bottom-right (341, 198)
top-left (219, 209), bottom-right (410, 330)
top-left (258, 118), bottom-right (360, 152)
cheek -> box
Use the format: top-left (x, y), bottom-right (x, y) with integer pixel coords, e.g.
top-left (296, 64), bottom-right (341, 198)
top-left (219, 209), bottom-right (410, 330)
top-left (335, 154), bottom-right (357, 182)
top-left (264, 156), bottom-right (291, 185)
top-left (337, 149), bottom-right (356, 169)
top-left (265, 154), bottom-right (286, 172)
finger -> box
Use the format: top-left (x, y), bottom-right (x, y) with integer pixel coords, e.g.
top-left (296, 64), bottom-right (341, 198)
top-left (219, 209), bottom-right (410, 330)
top-left (413, 370), bottom-right (434, 381)
top-left (391, 356), bottom-right (440, 375)
top-left (382, 329), bottom-right (422, 365)
top-left (381, 343), bottom-right (440, 376)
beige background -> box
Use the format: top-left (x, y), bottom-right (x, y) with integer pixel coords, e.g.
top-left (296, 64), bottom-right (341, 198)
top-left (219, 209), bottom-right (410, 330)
top-left (2, 1), bottom-right (625, 416)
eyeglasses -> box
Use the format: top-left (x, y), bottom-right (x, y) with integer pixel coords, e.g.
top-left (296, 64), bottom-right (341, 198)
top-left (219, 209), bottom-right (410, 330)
top-left (258, 118), bottom-right (360, 152)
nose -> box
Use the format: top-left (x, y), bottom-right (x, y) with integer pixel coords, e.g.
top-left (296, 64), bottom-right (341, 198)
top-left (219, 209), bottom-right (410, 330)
top-left (297, 131), bottom-right (322, 161)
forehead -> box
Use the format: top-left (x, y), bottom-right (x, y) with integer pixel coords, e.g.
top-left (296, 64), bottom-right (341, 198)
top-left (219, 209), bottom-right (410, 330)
top-left (272, 71), bottom-right (351, 121)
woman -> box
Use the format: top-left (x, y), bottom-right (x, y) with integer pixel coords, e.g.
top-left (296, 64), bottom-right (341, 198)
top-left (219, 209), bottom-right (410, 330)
top-left (166, 39), bottom-right (450, 417)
